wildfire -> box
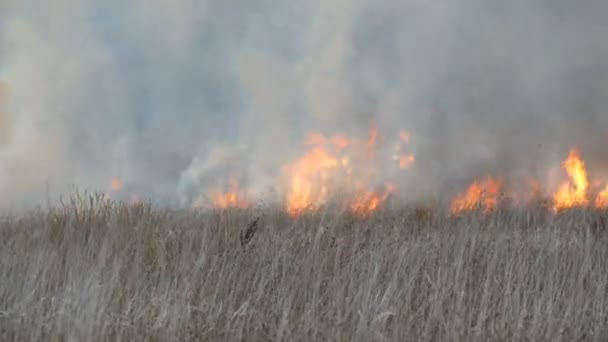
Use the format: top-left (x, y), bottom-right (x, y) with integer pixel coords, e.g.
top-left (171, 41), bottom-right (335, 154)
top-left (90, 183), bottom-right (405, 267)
top-left (305, 133), bottom-right (353, 150)
top-left (451, 177), bottom-right (502, 214)
top-left (111, 177), bottom-right (123, 192)
top-left (367, 126), bottom-right (379, 147)
top-left (350, 183), bottom-right (395, 217)
top-left (398, 154), bottom-right (416, 170)
top-left (447, 149), bottom-right (608, 213)
top-left (106, 177), bottom-right (144, 204)
top-left (394, 130), bottom-right (415, 169)
top-left (399, 131), bottom-right (410, 144)
top-left (553, 149), bottom-right (590, 211)
top-left (284, 127), bottom-right (401, 217)
top-left (285, 146), bottom-right (342, 215)
top-left (596, 186), bottom-right (608, 208)
top-left (212, 178), bottom-right (248, 209)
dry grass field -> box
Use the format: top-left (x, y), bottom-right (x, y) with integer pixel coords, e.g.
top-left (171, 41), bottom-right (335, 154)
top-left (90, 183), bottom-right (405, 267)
top-left (1, 193), bottom-right (608, 341)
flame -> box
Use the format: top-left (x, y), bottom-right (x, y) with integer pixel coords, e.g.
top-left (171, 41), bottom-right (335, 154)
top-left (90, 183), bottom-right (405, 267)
top-left (367, 126), bottom-right (379, 147)
top-left (365, 126), bottom-right (379, 159)
top-left (304, 132), bottom-right (354, 150)
top-left (285, 147), bottom-right (341, 215)
top-left (451, 177), bottom-right (502, 214)
top-left (394, 130), bottom-right (415, 169)
top-left (595, 185), bottom-right (608, 208)
top-left (399, 131), bottom-right (410, 143)
top-left (107, 177), bottom-right (144, 204)
top-left (111, 177), bottom-right (123, 192)
top-left (199, 141), bottom-right (608, 215)
top-left (212, 178), bottom-right (248, 209)
top-left (350, 183), bottom-right (395, 217)
top-left (284, 127), bottom-right (402, 217)
top-left (399, 154), bottom-right (416, 170)
top-left (553, 149), bottom-right (589, 211)
top-left (330, 134), bottom-right (353, 150)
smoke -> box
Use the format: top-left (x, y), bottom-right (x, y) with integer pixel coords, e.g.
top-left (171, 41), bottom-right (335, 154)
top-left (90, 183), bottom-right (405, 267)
top-left (1, 1), bottom-right (608, 207)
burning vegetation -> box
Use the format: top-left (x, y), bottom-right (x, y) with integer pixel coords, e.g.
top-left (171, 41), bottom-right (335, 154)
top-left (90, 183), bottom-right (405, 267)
top-left (108, 127), bottom-right (608, 216)
top-left (282, 127), bottom-right (404, 217)
top-left (201, 135), bottom-right (608, 215)
top-left (212, 178), bottom-right (249, 209)
top-left (448, 148), bottom-right (608, 214)
top-left (450, 177), bottom-right (502, 214)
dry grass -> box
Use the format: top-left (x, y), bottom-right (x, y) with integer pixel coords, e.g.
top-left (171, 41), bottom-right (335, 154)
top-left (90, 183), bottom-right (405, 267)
top-left (1, 193), bottom-right (608, 341)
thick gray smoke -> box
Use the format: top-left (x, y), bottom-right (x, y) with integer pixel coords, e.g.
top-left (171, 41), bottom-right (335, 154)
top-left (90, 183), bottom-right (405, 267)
top-left (1, 1), bottom-right (608, 208)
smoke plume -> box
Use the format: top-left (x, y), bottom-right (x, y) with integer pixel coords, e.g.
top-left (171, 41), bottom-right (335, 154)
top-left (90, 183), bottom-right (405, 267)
top-left (1, 1), bottom-right (608, 208)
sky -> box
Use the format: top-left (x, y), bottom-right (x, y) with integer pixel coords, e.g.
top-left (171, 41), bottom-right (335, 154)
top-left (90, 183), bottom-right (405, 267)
top-left (1, 1), bottom-right (608, 207)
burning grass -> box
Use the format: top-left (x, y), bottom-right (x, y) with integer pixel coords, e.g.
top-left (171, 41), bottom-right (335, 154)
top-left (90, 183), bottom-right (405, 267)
top-left (182, 128), bottom-right (608, 223)
top-left (1, 194), bottom-right (608, 340)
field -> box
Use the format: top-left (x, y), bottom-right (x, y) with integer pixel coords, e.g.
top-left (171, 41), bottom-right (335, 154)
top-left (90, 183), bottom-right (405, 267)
top-left (1, 194), bottom-right (608, 341)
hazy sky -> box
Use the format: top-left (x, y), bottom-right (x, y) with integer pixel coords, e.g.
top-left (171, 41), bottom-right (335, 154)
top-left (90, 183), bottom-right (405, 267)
top-left (1, 1), bottom-right (608, 207)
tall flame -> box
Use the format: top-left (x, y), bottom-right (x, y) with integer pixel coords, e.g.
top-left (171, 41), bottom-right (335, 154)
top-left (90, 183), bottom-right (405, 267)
top-left (285, 146), bottom-right (341, 215)
top-left (285, 127), bottom-right (401, 217)
top-left (553, 149), bottom-right (589, 211)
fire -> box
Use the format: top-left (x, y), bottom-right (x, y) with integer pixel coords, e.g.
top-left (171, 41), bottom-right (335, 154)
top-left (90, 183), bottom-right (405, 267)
top-left (393, 131), bottom-right (416, 170)
top-left (451, 177), bottom-right (502, 214)
top-left (350, 183), bottom-right (395, 217)
top-left (553, 149), bottom-right (589, 211)
top-left (394, 130), bottom-right (415, 169)
top-left (285, 146), bottom-right (341, 215)
top-left (367, 126), bottom-right (379, 147)
top-left (399, 154), bottom-right (416, 170)
top-left (212, 178), bottom-right (248, 209)
top-left (595, 185), bottom-right (608, 208)
top-left (305, 133), bottom-right (353, 150)
top-left (399, 131), bottom-right (410, 143)
top-left (365, 126), bottom-right (379, 159)
top-left (285, 127), bottom-right (400, 217)
top-left (111, 177), bottom-right (123, 192)
top-left (331, 134), bottom-right (353, 150)
top-left (106, 177), bottom-right (144, 204)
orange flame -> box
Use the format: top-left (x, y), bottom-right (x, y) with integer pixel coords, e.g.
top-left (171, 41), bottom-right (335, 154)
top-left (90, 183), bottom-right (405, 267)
top-left (212, 178), bottom-right (248, 209)
top-left (366, 126), bottom-right (378, 146)
top-left (111, 177), bottom-right (123, 192)
top-left (395, 130), bottom-right (415, 169)
top-left (330, 134), bottom-right (353, 150)
top-left (365, 126), bottom-right (379, 159)
top-left (451, 177), bottom-right (502, 214)
top-left (350, 183), bottom-right (395, 217)
top-left (595, 185), bottom-right (608, 208)
top-left (285, 147), bottom-right (341, 216)
top-left (553, 149), bottom-right (589, 211)
top-left (304, 132), bottom-right (354, 150)
top-left (399, 154), bottom-right (416, 170)
top-left (285, 127), bottom-right (402, 217)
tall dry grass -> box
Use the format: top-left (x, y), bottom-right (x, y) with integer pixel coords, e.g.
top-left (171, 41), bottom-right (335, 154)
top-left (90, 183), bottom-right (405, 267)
top-left (1, 193), bottom-right (608, 341)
